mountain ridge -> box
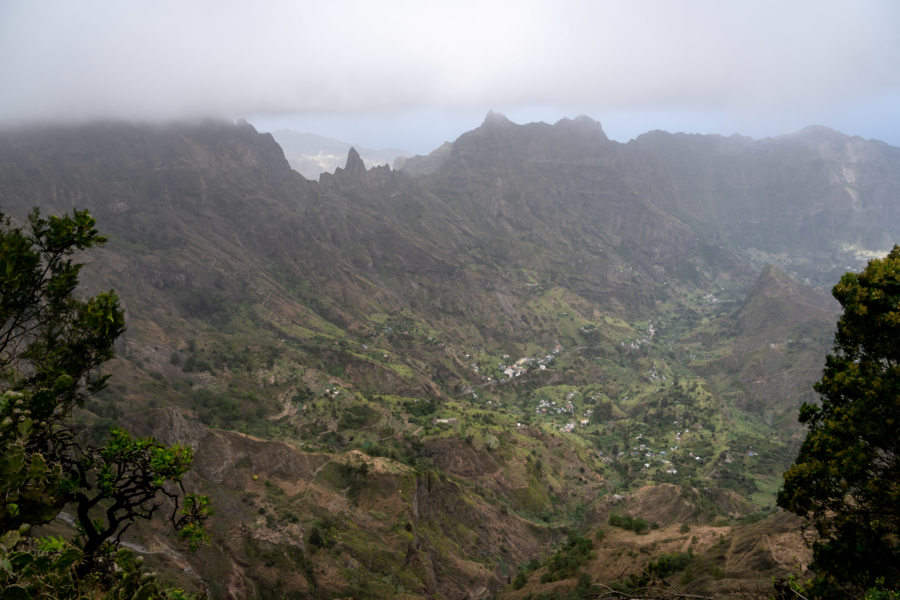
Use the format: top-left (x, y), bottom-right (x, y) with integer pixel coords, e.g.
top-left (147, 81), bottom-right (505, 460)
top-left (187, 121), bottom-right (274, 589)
top-left (406, 113), bottom-right (900, 285)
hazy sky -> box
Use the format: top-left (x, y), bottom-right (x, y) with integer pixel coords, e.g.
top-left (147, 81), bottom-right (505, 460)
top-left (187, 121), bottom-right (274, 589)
top-left (2, 0), bottom-right (899, 153)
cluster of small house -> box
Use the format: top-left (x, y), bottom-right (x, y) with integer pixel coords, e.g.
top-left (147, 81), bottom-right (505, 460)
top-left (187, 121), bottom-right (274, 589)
top-left (646, 365), bottom-right (666, 381)
top-left (535, 396), bottom-right (575, 415)
top-left (621, 322), bottom-right (656, 351)
top-left (626, 431), bottom-right (702, 474)
top-left (639, 447), bottom-right (678, 473)
top-left (497, 344), bottom-right (561, 380)
top-left (465, 344), bottom-right (561, 382)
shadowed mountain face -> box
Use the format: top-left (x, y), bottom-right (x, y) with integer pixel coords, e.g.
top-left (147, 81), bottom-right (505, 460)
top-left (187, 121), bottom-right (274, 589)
top-left (617, 127), bottom-right (900, 285)
top-left (404, 114), bottom-right (900, 286)
top-left (2, 115), bottom-right (890, 598)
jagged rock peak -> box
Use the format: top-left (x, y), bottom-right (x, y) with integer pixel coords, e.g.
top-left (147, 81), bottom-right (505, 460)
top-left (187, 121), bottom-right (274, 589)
top-left (554, 114), bottom-right (609, 140)
top-left (481, 110), bottom-right (514, 127)
top-left (557, 114), bottom-right (601, 127)
top-left (343, 147), bottom-right (367, 178)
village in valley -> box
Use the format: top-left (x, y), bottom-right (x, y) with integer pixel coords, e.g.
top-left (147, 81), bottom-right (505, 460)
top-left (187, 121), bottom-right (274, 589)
top-left (411, 281), bottom-right (796, 506)
top-left (280, 283), bottom-right (789, 508)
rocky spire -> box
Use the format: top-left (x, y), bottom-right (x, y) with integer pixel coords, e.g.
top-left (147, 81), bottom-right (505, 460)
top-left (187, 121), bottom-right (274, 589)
top-left (481, 110), bottom-right (513, 128)
top-left (343, 147), bottom-right (366, 178)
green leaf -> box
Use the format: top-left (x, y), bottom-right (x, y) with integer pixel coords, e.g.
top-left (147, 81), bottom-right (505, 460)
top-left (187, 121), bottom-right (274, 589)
top-left (7, 550), bottom-right (34, 569)
top-left (36, 535), bottom-right (66, 553)
top-left (51, 374), bottom-right (74, 393)
top-left (0, 585), bottom-right (30, 600)
top-left (15, 417), bottom-right (32, 437)
top-left (132, 581), bottom-right (161, 600)
top-left (27, 453), bottom-right (46, 481)
top-left (54, 548), bottom-right (82, 569)
top-left (0, 444), bottom-right (25, 477)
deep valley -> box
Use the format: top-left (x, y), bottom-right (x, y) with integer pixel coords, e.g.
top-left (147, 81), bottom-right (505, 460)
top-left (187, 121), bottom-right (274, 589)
top-left (2, 114), bottom-right (898, 599)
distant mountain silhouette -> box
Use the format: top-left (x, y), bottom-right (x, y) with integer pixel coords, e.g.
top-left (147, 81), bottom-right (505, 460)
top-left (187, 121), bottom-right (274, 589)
top-left (269, 129), bottom-right (410, 179)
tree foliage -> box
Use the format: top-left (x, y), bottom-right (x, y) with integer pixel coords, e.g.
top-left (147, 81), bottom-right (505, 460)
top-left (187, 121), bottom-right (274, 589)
top-left (0, 208), bottom-right (210, 595)
top-left (778, 246), bottom-right (900, 598)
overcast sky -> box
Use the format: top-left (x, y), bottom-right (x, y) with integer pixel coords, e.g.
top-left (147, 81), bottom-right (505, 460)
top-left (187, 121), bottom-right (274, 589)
top-left (2, 0), bottom-right (899, 153)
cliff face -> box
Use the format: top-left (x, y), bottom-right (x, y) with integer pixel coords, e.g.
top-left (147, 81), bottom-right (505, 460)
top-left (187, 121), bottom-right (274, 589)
top-left (402, 115), bottom-right (900, 287)
top-left (616, 126), bottom-right (900, 284)
top-left (712, 265), bottom-right (838, 428)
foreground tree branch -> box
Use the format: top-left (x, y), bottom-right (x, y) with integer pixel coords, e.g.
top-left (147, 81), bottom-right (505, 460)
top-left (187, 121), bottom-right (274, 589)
top-left (0, 207), bottom-right (211, 596)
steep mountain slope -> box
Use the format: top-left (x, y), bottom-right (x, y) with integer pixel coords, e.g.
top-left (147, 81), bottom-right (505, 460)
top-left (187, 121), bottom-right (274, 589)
top-left (719, 266), bottom-right (837, 427)
top-left (405, 116), bottom-right (900, 286)
top-left (616, 126), bottom-right (900, 285)
top-left (0, 114), bottom-right (890, 598)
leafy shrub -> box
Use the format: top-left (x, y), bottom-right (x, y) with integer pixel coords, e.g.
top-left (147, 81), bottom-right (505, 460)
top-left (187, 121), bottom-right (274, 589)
top-left (608, 513), bottom-right (649, 533)
top-left (513, 570), bottom-right (528, 589)
top-left (646, 550), bottom-right (694, 579)
top-left (403, 398), bottom-right (437, 418)
top-left (338, 403), bottom-right (378, 430)
top-left (541, 534), bottom-right (595, 583)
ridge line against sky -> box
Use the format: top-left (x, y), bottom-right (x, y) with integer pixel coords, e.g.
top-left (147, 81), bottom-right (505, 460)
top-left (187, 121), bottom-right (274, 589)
top-left (1, 0), bottom-right (899, 153)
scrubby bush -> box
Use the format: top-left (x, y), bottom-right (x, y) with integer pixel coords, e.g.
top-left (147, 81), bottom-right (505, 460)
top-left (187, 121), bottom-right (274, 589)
top-left (608, 513), bottom-right (649, 533)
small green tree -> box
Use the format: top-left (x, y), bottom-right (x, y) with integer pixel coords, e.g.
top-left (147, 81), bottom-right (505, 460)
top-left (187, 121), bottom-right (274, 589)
top-left (778, 246), bottom-right (900, 598)
top-left (0, 208), bottom-right (211, 594)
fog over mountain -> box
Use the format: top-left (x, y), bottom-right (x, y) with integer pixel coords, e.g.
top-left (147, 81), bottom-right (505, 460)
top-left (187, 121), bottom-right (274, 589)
top-left (2, 1), bottom-right (899, 151)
